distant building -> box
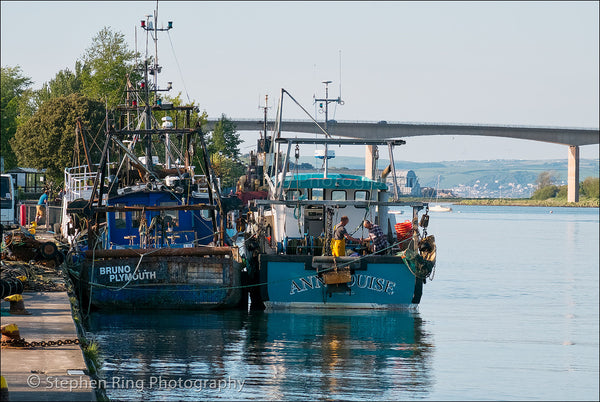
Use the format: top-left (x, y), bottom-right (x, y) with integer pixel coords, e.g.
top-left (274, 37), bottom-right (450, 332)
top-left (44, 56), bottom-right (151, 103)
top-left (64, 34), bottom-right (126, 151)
top-left (5, 167), bottom-right (46, 194)
top-left (387, 170), bottom-right (421, 196)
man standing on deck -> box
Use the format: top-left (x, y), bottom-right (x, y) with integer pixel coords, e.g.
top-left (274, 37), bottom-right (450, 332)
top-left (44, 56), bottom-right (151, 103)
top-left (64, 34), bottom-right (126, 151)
top-left (363, 220), bottom-right (389, 255)
top-left (331, 216), bottom-right (361, 257)
top-left (35, 189), bottom-right (49, 226)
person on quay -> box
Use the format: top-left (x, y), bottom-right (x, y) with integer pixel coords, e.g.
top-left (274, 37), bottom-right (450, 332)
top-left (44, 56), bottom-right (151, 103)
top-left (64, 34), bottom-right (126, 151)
top-left (35, 189), bottom-right (49, 226)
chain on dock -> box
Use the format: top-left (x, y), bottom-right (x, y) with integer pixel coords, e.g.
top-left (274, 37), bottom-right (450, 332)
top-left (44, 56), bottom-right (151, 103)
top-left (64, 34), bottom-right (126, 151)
top-left (1, 338), bottom-right (79, 348)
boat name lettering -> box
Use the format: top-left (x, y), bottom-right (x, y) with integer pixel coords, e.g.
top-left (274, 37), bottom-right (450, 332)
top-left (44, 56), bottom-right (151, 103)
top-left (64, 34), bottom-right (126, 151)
top-left (108, 271), bottom-right (157, 283)
top-left (99, 265), bottom-right (131, 275)
top-left (290, 275), bottom-right (325, 294)
top-left (290, 274), bottom-right (395, 295)
top-left (98, 266), bottom-right (158, 283)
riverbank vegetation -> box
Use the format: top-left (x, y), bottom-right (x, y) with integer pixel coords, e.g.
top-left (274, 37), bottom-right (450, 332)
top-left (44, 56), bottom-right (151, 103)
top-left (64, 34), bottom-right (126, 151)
top-left (456, 197), bottom-right (598, 207)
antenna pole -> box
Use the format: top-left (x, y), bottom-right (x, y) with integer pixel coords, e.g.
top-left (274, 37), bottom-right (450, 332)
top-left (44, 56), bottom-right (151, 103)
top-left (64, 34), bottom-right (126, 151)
top-left (139, 5), bottom-right (173, 171)
top-left (258, 94), bottom-right (270, 141)
top-left (339, 50), bottom-right (342, 100)
top-left (314, 80), bottom-right (343, 178)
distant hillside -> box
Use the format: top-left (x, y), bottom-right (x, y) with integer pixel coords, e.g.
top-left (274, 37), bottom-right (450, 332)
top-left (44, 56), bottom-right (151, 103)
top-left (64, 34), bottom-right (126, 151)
top-left (297, 156), bottom-right (599, 198)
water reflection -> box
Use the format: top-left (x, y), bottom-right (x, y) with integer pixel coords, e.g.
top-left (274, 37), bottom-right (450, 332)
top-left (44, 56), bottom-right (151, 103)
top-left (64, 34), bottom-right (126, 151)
top-left (86, 309), bottom-right (433, 401)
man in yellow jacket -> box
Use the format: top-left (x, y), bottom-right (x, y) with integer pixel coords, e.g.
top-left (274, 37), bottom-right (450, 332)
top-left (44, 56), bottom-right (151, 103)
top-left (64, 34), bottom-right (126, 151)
top-left (331, 216), bottom-right (362, 257)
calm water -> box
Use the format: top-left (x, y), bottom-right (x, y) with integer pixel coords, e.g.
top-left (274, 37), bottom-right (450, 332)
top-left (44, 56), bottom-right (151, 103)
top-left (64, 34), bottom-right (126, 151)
top-left (84, 205), bottom-right (599, 401)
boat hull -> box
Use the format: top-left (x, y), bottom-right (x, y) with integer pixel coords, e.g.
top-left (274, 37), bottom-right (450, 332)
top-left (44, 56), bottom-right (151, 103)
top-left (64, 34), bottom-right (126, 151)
top-left (258, 255), bottom-right (423, 309)
top-left (429, 205), bottom-right (452, 212)
top-left (70, 252), bottom-right (241, 310)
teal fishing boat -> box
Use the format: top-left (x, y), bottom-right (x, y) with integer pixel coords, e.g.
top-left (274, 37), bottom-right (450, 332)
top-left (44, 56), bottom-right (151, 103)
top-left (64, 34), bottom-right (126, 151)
top-left (241, 85), bottom-right (436, 309)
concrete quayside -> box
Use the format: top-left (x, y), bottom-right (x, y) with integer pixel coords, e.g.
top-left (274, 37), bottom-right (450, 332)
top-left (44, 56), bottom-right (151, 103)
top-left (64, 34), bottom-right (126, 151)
top-left (1, 291), bottom-right (96, 401)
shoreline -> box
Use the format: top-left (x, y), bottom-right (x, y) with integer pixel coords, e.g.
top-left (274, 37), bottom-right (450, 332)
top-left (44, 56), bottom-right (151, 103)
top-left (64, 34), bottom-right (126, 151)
top-left (455, 198), bottom-right (598, 207)
top-left (398, 197), bottom-right (599, 208)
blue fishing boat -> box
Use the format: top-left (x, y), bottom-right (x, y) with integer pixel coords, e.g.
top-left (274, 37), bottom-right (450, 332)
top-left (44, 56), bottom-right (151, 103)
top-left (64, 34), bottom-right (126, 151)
top-left (241, 86), bottom-right (436, 309)
top-left (63, 7), bottom-right (241, 310)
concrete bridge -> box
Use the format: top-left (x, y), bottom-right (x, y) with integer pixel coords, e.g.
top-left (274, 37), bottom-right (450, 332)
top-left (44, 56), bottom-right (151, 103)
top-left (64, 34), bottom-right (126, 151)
top-left (205, 119), bottom-right (599, 202)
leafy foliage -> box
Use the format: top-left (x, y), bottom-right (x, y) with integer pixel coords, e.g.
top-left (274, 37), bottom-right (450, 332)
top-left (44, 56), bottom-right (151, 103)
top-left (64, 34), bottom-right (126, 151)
top-left (531, 185), bottom-right (559, 200)
top-left (210, 154), bottom-right (246, 189)
top-left (10, 94), bottom-right (105, 182)
top-left (581, 177), bottom-right (599, 199)
top-left (34, 63), bottom-right (84, 109)
top-left (80, 27), bottom-right (139, 108)
top-left (556, 185), bottom-right (568, 199)
top-left (196, 115), bottom-right (245, 188)
top-left (208, 114), bottom-right (242, 159)
top-left (1, 66), bottom-right (33, 170)
top-left (531, 176), bottom-right (599, 202)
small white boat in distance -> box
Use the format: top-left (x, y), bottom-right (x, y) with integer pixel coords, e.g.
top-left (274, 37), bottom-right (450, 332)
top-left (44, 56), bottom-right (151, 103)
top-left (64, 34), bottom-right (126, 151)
top-left (430, 175), bottom-right (452, 212)
top-left (429, 204), bottom-right (452, 212)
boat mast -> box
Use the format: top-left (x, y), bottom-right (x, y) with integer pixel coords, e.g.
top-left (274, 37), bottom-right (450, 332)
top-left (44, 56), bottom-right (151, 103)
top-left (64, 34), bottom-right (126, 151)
top-left (262, 95), bottom-right (269, 140)
top-left (140, 2), bottom-right (173, 171)
top-left (314, 80), bottom-right (343, 178)
top-left (259, 94), bottom-right (270, 187)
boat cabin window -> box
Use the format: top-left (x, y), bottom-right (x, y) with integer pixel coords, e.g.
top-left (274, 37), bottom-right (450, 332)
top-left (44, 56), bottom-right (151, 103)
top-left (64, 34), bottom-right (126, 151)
top-left (331, 190), bottom-right (347, 208)
top-left (131, 208), bottom-right (143, 229)
top-left (160, 202), bottom-right (179, 225)
top-left (114, 204), bottom-right (126, 229)
top-left (311, 188), bottom-right (324, 201)
top-left (331, 190), bottom-right (346, 201)
top-left (199, 209), bottom-right (211, 221)
top-left (285, 190), bottom-right (302, 201)
top-left (355, 190), bottom-right (370, 201)
top-left (354, 190), bottom-right (370, 208)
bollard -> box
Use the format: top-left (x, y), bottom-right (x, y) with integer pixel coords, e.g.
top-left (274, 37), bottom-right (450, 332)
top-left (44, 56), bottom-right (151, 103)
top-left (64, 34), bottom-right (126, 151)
top-left (0, 375), bottom-right (9, 402)
top-left (3, 294), bottom-right (30, 315)
top-left (1, 323), bottom-right (20, 342)
top-left (19, 203), bottom-right (27, 226)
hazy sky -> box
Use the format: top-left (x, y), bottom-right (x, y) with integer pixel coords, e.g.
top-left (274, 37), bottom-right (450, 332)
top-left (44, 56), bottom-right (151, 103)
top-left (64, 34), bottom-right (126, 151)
top-left (2, 1), bottom-right (598, 163)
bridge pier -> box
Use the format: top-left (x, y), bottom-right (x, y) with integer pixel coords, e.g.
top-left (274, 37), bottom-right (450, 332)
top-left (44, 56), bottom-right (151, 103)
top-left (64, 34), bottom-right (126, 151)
top-left (365, 145), bottom-right (376, 179)
top-left (568, 145), bottom-right (579, 203)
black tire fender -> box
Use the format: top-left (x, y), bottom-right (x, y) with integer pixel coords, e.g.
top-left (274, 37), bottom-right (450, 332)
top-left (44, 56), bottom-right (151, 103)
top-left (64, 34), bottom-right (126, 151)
top-left (40, 242), bottom-right (58, 259)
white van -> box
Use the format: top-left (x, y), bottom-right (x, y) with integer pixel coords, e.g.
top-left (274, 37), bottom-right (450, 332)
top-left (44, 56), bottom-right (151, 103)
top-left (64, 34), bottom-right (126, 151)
top-left (1, 173), bottom-right (17, 227)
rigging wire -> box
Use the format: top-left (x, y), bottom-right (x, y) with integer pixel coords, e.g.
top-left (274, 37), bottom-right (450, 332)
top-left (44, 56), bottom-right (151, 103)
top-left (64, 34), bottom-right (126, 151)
top-left (166, 30), bottom-right (192, 104)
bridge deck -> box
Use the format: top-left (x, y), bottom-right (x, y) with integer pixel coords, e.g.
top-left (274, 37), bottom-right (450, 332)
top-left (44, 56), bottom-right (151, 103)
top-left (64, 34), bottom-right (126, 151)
top-left (205, 119), bottom-right (599, 146)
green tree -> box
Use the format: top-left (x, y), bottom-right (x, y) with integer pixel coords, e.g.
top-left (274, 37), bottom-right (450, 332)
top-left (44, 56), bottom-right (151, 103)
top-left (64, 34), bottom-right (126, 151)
top-left (1, 66), bottom-right (32, 170)
top-left (556, 185), bottom-right (568, 199)
top-left (581, 177), bottom-right (599, 199)
top-left (34, 63), bottom-right (84, 109)
top-left (531, 185), bottom-right (559, 200)
top-left (80, 27), bottom-right (138, 108)
top-left (210, 153), bottom-right (246, 189)
top-left (209, 114), bottom-right (242, 159)
top-left (10, 94), bottom-right (105, 181)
